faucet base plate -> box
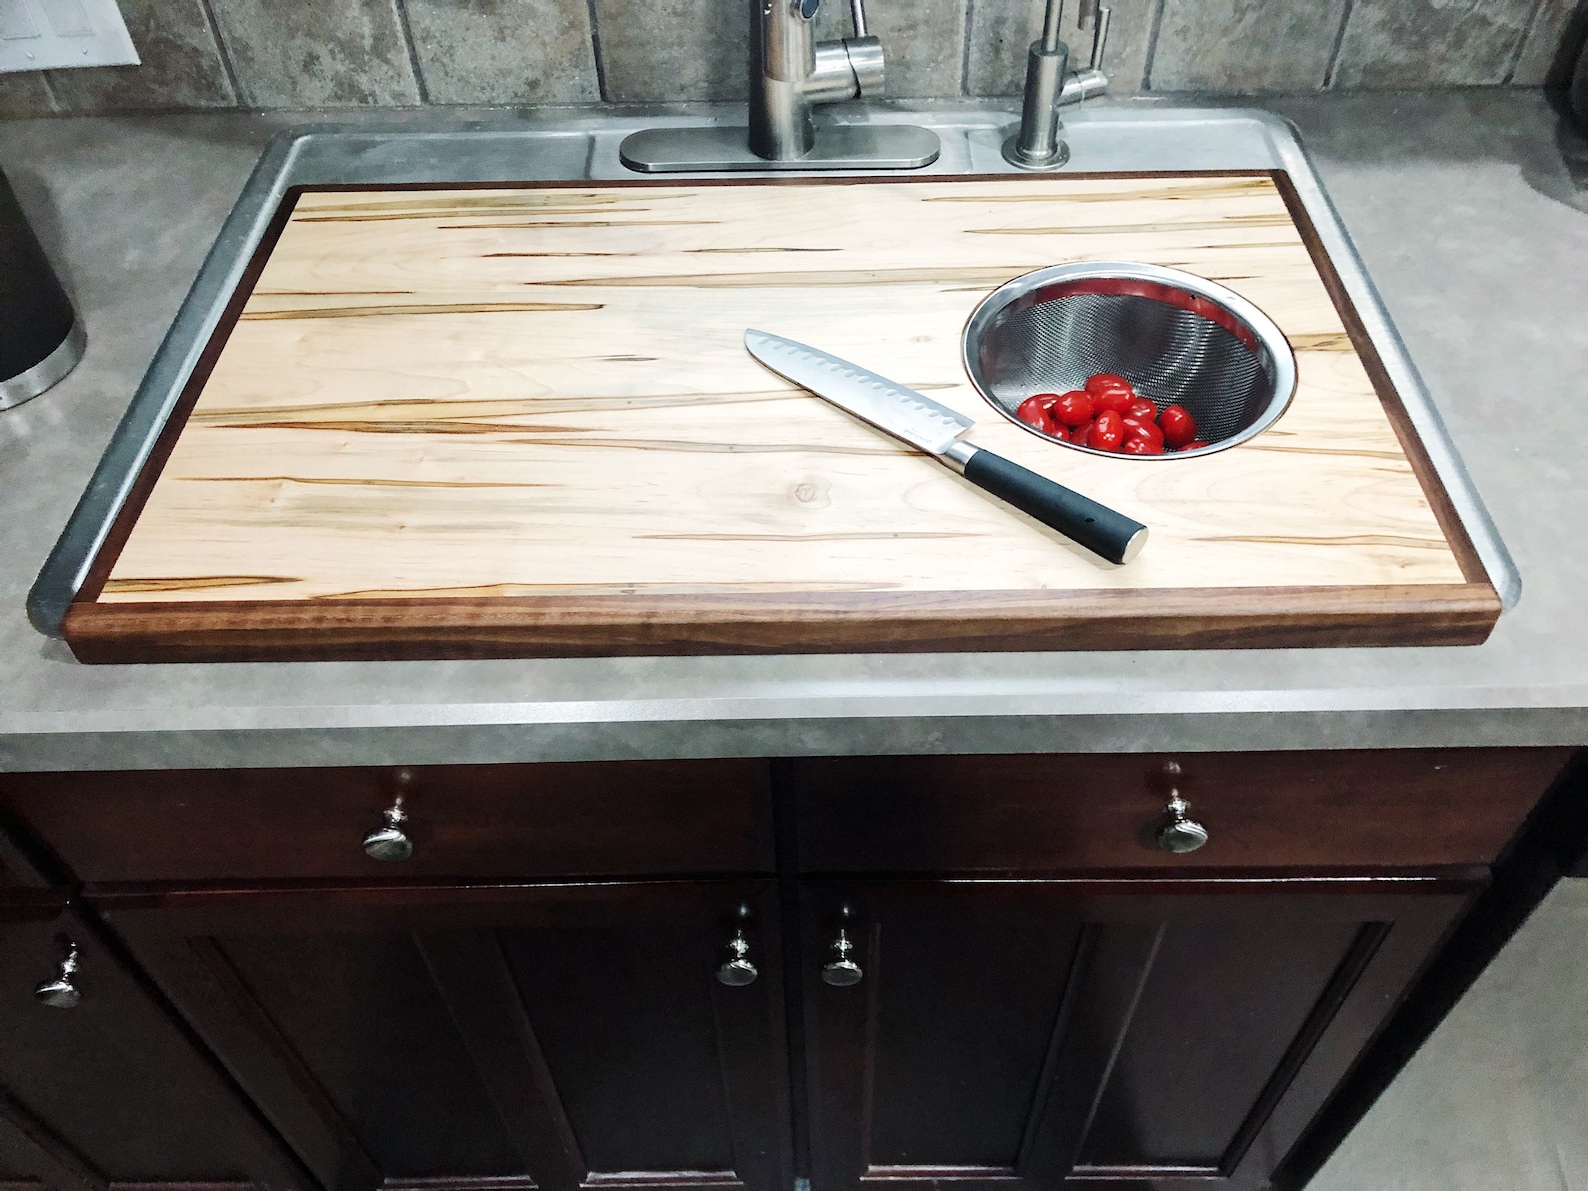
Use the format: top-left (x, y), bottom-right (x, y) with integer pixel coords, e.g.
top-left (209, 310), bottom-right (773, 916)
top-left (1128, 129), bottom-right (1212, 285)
top-left (1001, 134), bottom-right (1071, 171)
top-left (619, 124), bottom-right (940, 173)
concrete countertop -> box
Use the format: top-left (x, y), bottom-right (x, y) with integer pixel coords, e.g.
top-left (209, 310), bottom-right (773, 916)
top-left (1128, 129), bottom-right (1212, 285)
top-left (1, 90), bottom-right (1585, 772)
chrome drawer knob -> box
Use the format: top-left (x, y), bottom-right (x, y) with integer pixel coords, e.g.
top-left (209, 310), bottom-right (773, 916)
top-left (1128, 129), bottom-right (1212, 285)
top-left (1157, 797), bottom-right (1209, 853)
top-left (717, 904), bottom-right (758, 986)
top-left (363, 795), bottom-right (413, 862)
top-left (1152, 760), bottom-right (1209, 854)
top-left (717, 931), bottom-right (758, 987)
top-left (822, 929), bottom-right (862, 986)
top-left (822, 927), bottom-right (863, 987)
top-left (1155, 763), bottom-right (1209, 854)
top-left (34, 940), bottom-right (81, 1009)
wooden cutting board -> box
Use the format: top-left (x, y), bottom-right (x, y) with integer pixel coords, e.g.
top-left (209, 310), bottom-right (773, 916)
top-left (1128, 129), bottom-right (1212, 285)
top-left (62, 172), bottom-right (1499, 662)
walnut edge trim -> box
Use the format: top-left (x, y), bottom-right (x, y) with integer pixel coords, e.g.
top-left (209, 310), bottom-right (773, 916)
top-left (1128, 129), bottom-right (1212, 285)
top-left (1267, 169), bottom-right (1491, 591)
top-left (61, 583), bottom-right (1502, 663)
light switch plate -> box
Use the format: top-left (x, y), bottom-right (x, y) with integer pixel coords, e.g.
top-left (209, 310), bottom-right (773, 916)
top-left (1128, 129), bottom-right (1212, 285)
top-left (0, 0), bottom-right (138, 72)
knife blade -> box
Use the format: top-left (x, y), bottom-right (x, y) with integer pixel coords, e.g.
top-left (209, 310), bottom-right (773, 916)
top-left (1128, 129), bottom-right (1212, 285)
top-left (743, 327), bottom-right (973, 456)
top-left (744, 329), bottom-right (1147, 565)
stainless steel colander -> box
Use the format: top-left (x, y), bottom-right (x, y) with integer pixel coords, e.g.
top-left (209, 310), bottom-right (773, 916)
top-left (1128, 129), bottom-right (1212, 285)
top-left (962, 262), bottom-right (1297, 457)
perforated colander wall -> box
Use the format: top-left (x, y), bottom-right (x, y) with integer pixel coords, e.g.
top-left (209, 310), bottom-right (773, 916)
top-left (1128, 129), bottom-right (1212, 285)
top-left (965, 267), bottom-right (1295, 456)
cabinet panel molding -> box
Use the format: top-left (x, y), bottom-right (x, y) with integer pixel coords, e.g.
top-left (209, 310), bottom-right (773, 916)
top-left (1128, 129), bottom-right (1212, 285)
top-left (416, 932), bottom-right (586, 1191)
top-left (0, 901), bottom-right (309, 1191)
top-left (97, 882), bottom-right (792, 1191)
top-left (800, 877), bottom-right (1476, 1191)
top-left (0, 1088), bottom-right (108, 1191)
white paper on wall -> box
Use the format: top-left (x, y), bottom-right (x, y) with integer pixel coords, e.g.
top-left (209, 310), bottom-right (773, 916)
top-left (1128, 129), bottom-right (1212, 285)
top-left (0, 0), bottom-right (138, 72)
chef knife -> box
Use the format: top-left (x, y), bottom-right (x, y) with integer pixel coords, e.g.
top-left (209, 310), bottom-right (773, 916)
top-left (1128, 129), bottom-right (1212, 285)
top-left (744, 329), bottom-right (1147, 565)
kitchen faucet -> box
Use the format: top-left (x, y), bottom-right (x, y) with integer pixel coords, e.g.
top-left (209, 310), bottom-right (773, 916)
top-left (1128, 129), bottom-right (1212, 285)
top-left (749, 0), bottom-right (884, 159)
top-left (619, 0), bottom-right (1111, 173)
top-left (1003, 0), bottom-right (1112, 170)
top-left (619, 0), bottom-right (940, 172)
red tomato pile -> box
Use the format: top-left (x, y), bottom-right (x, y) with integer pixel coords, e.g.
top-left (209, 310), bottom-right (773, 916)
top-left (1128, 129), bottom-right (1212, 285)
top-left (1015, 374), bottom-right (1209, 455)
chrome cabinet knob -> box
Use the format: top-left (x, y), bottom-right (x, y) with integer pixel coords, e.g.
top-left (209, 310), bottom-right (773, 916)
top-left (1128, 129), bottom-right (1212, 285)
top-left (822, 930), bottom-right (863, 986)
top-left (363, 792), bottom-right (413, 862)
top-left (717, 903), bottom-right (758, 986)
top-left (34, 940), bottom-right (81, 1009)
top-left (717, 932), bottom-right (758, 986)
top-left (821, 907), bottom-right (863, 986)
top-left (1155, 761), bottom-right (1209, 854)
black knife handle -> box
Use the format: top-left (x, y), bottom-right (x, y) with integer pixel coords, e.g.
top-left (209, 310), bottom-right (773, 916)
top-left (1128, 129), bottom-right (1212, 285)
top-left (960, 447), bottom-right (1147, 564)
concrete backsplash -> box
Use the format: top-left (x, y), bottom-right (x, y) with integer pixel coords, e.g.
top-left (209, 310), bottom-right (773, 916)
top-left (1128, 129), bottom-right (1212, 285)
top-left (0, 0), bottom-right (1582, 118)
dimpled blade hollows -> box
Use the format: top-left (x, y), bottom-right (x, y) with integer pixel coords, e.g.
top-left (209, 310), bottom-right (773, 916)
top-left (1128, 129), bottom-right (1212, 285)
top-left (744, 329), bottom-right (972, 456)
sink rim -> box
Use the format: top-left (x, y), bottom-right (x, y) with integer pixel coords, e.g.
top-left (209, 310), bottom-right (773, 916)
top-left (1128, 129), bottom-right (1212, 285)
top-left (25, 104), bottom-right (1520, 639)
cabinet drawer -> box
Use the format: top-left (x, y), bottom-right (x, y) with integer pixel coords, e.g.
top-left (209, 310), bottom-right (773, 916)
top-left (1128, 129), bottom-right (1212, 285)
top-left (0, 760), bottom-right (773, 883)
top-left (792, 748), bottom-right (1573, 873)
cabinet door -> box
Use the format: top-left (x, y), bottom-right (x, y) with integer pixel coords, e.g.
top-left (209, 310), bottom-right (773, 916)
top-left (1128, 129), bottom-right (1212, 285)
top-left (99, 882), bottom-right (791, 1191)
top-left (0, 819), bottom-right (50, 888)
top-left (0, 900), bottom-right (307, 1191)
top-left (800, 878), bottom-right (1474, 1191)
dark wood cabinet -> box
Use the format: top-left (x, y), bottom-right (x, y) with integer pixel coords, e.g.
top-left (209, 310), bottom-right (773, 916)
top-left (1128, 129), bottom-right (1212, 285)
top-left (0, 748), bottom-right (1573, 1191)
top-left (0, 817), bottom-right (50, 889)
top-left (96, 881), bottom-right (793, 1191)
top-left (0, 760), bottom-right (774, 884)
top-left (0, 897), bottom-right (307, 1191)
top-left (796, 878), bottom-right (1475, 1191)
top-left (789, 750), bottom-right (1571, 874)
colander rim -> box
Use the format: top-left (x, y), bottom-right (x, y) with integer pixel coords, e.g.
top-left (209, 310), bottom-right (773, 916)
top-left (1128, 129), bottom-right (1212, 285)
top-left (961, 261), bottom-right (1299, 460)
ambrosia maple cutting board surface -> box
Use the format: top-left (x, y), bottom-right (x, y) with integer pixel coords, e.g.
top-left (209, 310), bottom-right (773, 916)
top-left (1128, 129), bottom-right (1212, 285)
top-left (63, 173), bottom-right (1499, 661)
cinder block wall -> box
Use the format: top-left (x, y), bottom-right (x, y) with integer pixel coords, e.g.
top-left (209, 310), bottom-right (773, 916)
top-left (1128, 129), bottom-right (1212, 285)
top-left (0, 0), bottom-right (1581, 119)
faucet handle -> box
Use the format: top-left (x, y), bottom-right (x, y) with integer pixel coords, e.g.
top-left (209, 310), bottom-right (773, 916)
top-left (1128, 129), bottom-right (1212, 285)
top-left (1086, 3), bottom-right (1112, 71)
top-left (810, 0), bottom-right (883, 100)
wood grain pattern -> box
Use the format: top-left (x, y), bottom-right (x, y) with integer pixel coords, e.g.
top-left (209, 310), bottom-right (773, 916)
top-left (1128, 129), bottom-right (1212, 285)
top-left (67, 173), bottom-right (1497, 660)
top-left (61, 583), bottom-right (1500, 662)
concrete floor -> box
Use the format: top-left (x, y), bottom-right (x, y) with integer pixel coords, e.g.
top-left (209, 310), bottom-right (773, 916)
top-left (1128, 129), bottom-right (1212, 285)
top-left (1312, 878), bottom-right (1588, 1190)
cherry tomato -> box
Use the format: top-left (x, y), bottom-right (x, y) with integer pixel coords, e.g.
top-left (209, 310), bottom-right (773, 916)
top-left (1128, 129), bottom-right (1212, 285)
top-left (1091, 409), bottom-right (1125, 452)
top-left (1052, 390), bottom-right (1095, 427)
top-left (1070, 420), bottom-right (1095, 448)
top-left (1122, 437), bottom-right (1166, 455)
top-left (1091, 387), bottom-right (1133, 415)
top-left (1158, 405), bottom-right (1197, 449)
top-left (1048, 423), bottom-right (1069, 442)
top-left (1085, 372), bottom-right (1134, 399)
top-left (1126, 398), bottom-right (1159, 424)
top-left (1015, 394), bottom-right (1060, 434)
top-left (1122, 415), bottom-right (1165, 447)
top-left (1181, 440), bottom-right (1210, 452)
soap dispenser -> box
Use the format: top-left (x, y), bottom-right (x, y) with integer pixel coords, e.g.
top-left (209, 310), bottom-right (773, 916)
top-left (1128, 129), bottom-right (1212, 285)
top-left (1, 164), bottom-right (83, 410)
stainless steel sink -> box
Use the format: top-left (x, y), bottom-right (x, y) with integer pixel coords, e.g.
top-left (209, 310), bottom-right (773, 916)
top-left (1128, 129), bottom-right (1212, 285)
top-left (26, 104), bottom-right (1519, 636)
